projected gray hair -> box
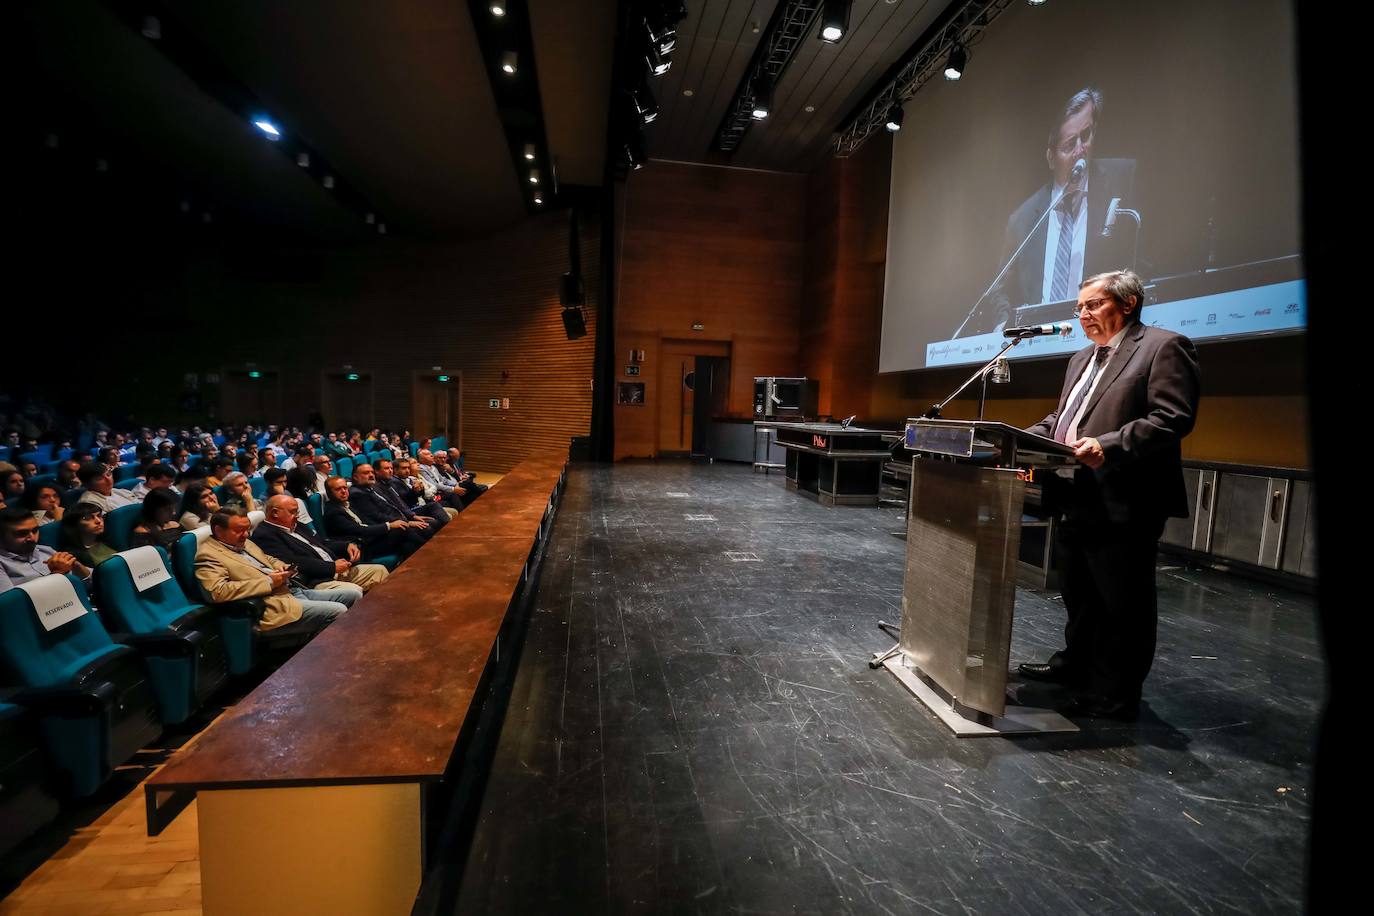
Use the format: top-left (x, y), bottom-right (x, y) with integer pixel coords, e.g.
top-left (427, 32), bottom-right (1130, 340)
top-left (1047, 87), bottom-right (1103, 149)
top-left (1081, 269), bottom-right (1145, 322)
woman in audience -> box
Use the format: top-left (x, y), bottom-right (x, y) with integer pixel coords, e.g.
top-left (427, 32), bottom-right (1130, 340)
top-left (129, 489), bottom-right (184, 549)
top-left (179, 482), bottom-right (220, 530)
top-left (21, 482), bottom-right (64, 524)
top-left (60, 502), bottom-right (116, 569)
top-left (284, 467), bottom-right (318, 527)
top-left (0, 469), bottom-right (25, 508)
top-left (219, 472), bottom-right (256, 512)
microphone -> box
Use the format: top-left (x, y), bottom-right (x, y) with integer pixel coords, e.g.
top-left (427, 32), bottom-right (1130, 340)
top-left (1003, 322), bottom-right (1074, 338)
top-left (1070, 158), bottom-right (1086, 183)
top-left (1103, 197), bottom-right (1121, 237)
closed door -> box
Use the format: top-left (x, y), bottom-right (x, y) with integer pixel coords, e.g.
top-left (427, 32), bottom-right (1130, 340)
top-left (413, 374), bottom-right (461, 443)
top-left (657, 354), bottom-right (695, 456)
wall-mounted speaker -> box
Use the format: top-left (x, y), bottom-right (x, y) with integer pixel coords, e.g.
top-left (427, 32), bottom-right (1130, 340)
top-left (562, 306), bottom-right (587, 340)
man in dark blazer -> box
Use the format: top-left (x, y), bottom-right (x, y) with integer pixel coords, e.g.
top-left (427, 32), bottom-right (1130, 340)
top-left (250, 494), bottom-right (388, 592)
top-left (1018, 268), bottom-right (1201, 720)
top-left (373, 458), bottom-right (449, 528)
top-left (322, 476), bottom-right (426, 560)
top-left (964, 88), bottom-right (1138, 337)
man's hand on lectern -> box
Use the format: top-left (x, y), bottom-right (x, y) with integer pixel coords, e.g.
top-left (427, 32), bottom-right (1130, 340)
top-left (1070, 437), bottom-right (1106, 469)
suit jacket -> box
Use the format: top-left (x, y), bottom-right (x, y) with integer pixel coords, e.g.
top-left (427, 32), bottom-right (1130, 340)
top-left (250, 522), bottom-right (350, 587)
top-left (322, 498), bottom-right (393, 544)
top-left (975, 158), bottom-right (1137, 336)
top-left (349, 484), bottom-right (413, 525)
top-left (195, 536), bottom-right (301, 630)
top-left (1027, 323), bottom-right (1200, 525)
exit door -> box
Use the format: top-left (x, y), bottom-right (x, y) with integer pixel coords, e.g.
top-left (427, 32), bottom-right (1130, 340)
top-left (656, 339), bottom-right (731, 457)
top-left (413, 372), bottom-right (461, 444)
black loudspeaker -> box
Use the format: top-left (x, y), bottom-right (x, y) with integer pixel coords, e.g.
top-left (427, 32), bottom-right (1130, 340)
top-left (562, 306), bottom-right (587, 340)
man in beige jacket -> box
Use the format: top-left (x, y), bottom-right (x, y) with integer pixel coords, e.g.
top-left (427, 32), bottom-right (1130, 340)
top-left (195, 507), bottom-right (358, 631)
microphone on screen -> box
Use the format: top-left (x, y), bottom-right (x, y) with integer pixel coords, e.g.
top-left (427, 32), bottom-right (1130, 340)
top-left (1070, 158), bottom-right (1086, 183)
top-left (1003, 322), bottom-right (1075, 339)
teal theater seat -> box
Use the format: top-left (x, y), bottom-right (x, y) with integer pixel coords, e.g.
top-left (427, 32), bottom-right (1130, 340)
top-left (102, 504), bottom-right (143, 551)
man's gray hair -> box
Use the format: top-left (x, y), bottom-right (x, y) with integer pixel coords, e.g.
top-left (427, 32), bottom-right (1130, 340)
top-left (210, 506), bottom-right (249, 531)
top-left (1081, 269), bottom-right (1146, 322)
top-left (1048, 87), bottom-right (1102, 149)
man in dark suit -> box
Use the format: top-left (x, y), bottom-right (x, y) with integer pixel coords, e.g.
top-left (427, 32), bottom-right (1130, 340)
top-left (322, 476), bottom-right (426, 560)
top-left (349, 463), bottom-right (437, 547)
top-left (373, 459), bottom-right (449, 528)
top-left (1018, 268), bottom-right (1200, 720)
top-left (964, 88), bottom-right (1137, 337)
top-left (251, 494), bottom-right (388, 592)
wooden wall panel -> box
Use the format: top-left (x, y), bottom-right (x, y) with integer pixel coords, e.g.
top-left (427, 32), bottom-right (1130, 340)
top-left (614, 162), bottom-right (807, 458)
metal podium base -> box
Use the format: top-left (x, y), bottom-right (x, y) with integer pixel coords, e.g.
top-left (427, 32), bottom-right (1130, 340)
top-left (873, 649), bottom-right (1079, 737)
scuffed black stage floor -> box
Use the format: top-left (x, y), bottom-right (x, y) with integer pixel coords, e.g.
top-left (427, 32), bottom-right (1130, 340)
top-left (445, 461), bottom-right (1316, 914)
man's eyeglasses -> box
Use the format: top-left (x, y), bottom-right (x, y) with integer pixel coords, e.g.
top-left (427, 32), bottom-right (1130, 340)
top-left (1056, 124), bottom-right (1094, 156)
top-left (1072, 296), bottom-right (1115, 318)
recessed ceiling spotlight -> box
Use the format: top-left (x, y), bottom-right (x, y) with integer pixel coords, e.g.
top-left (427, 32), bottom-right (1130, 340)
top-left (490, 1), bottom-right (507, 15)
top-left (378, 223), bottom-right (387, 235)
top-left (533, 192), bottom-right (544, 205)
top-left (322, 174), bottom-right (335, 189)
top-left (141, 15), bottom-right (161, 40)
top-left (365, 212), bottom-right (375, 224)
top-left (253, 118), bottom-right (282, 139)
top-left (501, 51), bottom-right (518, 74)
top-left (529, 168), bottom-right (541, 185)
top-left (296, 152), bottom-right (310, 168)
top-left (819, 0), bottom-right (850, 42)
top-left (805, 104), bottom-right (816, 113)
top-left (683, 88), bottom-right (694, 97)
top-left (524, 143), bottom-right (537, 161)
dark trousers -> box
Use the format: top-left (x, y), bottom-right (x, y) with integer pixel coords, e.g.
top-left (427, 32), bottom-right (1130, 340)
top-left (1050, 515), bottom-right (1166, 703)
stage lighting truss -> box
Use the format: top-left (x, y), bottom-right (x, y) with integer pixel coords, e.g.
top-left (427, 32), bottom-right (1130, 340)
top-left (714, 0), bottom-right (826, 153)
top-left (832, 0), bottom-right (1016, 158)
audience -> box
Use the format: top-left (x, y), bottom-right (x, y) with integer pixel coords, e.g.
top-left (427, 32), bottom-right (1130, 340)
top-left (59, 503), bottom-right (117, 569)
top-left (251, 495), bottom-right (388, 593)
top-left (323, 475), bottom-right (424, 560)
top-left (416, 449), bottom-right (466, 510)
top-left (180, 482), bottom-right (220, 531)
top-left (195, 507), bottom-right (354, 633)
top-left (349, 463), bottom-right (437, 544)
top-left (1, 469), bottom-right (25, 508)
top-left (219, 472), bottom-right (257, 512)
top-left (75, 461), bottom-right (141, 513)
top-left (129, 463), bottom-right (178, 500)
top-left (54, 459), bottom-right (81, 492)
top-left (129, 489), bottom-right (185, 550)
top-left (0, 506), bottom-right (91, 591)
top-left (373, 459), bottom-right (449, 527)
top-left (21, 483), bottom-right (65, 524)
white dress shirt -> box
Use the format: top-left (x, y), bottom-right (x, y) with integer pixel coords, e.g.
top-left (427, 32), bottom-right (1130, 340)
top-left (1041, 175), bottom-right (1089, 304)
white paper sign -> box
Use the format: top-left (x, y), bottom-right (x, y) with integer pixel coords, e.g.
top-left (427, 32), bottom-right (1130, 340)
top-left (121, 546), bottom-right (172, 593)
top-left (21, 575), bottom-right (87, 632)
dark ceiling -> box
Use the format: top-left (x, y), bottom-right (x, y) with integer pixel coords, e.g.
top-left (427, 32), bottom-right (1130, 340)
top-left (647, 0), bottom-right (954, 172)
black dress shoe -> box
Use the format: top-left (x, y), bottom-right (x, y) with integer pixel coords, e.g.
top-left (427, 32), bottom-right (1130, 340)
top-left (1016, 662), bottom-right (1085, 686)
top-left (1061, 695), bottom-right (1140, 721)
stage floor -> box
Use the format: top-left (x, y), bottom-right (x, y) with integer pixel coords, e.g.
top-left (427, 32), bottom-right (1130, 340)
top-left (441, 460), bottom-right (1316, 914)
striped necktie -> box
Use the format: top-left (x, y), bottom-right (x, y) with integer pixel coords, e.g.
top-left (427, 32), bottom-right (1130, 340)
top-left (1049, 190), bottom-right (1082, 301)
top-left (1054, 346), bottom-right (1111, 444)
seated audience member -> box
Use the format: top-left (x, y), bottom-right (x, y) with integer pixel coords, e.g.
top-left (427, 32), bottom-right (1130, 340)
top-left (323, 432), bottom-right (351, 459)
top-left (416, 449), bottom-right (466, 510)
top-left (206, 457), bottom-right (234, 488)
top-left (257, 449), bottom-right (277, 473)
top-left (219, 472), bottom-right (257, 512)
top-left (284, 467), bottom-right (318, 526)
top-left (21, 483), bottom-right (64, 524)
top-left (169, 446), bottom-right (190, 473)
top-left (323, 476), bottom-right (424, 560)
top-left (398, 458), bottom-right (459, 520)
top-left (350, 463), bottom-right (436, 541)
top-left (97, 447), bottom-right (122, 473)
top-left (195, 507), bottom-right (355, 633)
top-left (252, 495), bottom-right (388, 593)
top-left (59, 503), bottom-right (117, 569)
top-left (0, 506), bottom-right (91, 590)
top-left (1, 469), bottom-right (25, 509)
top-left (55, 459), bottom-right (81, 492)
top-left (282, 444), bottom-right (314, 471)
top-left (262, 467), bottom-right (288, 499)
top-left (76, 461), bottom-right (141, 512)
top-left (236, 453), bottom-right (259, 479)
top-left (129, 463), bottom-right (177, 500)
top-left (129, 489), bottom-right (185, 550)
top-left (180, 482), bottom-right (220, 531)
top-left (446, 447), bottom-right (487, 499)
top-left (18, 460), bottom-right (39, 481)
top-left (310, 455), bottom-right (334, 492)
top-left (374, 459), bottom-right (449, 527)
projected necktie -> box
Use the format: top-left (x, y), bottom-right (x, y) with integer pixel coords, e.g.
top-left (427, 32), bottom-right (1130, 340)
top-left (1054, 346), bottom-right (1111, 444)
top-left (1050, 190), bottom-right (1081, 301)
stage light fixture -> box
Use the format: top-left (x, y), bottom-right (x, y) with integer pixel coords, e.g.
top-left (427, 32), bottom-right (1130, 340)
top-left (501, 51), bottom-right (518, 74)
top-left (490, 1), bottom-right (507, 15)
top-left (524, 143), bottom-right (537, 161)
top-left (141, 15), bottom-right (161, 39)
top-left (322, 174), bottom-right (335, 189)
top-left (625, 132), bottom-right (647, 170)
top-left (944, 44), bottom-right (967, 80)
top-left (533, 191), bottom-right (544, 205)
top-left (884, 103), bottom-right (904, 132)
top-left (646, 44), bottom-right (672, 77)
top-left (633, 84), bottom-right (659, 125)
top-left (296, 152), bottom-right (310, 167)
top-left (529, 168), bottom-right (541, 185)
top-left (1027, 0), bottom-right (1048, 5)
top-left (253, 118), bottom-right (282, 139)
top-left (819, 0), bottom-right (851, 43)
top-left (750, 81), bottom-right (772, 120)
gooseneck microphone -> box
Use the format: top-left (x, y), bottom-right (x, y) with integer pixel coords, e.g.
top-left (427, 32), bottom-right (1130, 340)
top-left (1003, 322), bottom-right (1075, 338)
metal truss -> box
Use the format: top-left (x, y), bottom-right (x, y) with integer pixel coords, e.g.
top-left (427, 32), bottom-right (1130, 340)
top-left (831, 0), bottom-right (1016, 158)
top-left (714, 0), bottom-right (824, 153)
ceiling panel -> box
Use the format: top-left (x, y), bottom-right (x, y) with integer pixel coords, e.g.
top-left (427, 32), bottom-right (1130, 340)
top-left (529, 0), bottom-right (618, 187)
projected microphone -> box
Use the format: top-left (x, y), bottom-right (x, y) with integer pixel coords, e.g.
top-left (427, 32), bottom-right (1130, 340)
top-left (1003, 322), bottom-right (1075, 338)
top-left (1070, 158), bottom-right (1087, 183)
top-left (1103, 197), bottom-right (1121, 237)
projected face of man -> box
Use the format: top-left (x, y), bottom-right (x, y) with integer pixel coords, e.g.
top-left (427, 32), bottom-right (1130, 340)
top-left (1047, 102), bottom-right (1095, 189)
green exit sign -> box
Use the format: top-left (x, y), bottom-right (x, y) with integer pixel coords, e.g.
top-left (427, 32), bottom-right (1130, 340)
top-left (437, 375), bottom-right (450, 382)
top-left (247, 371), bottom-right (261, 379)
top-left (346, 373), bottom-right (360, 381)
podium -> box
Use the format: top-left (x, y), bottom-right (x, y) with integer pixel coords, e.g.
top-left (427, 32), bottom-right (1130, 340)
top-left (872, 419), bottom-right (1081, 736)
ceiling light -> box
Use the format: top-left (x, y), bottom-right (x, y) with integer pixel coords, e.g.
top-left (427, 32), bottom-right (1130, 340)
top-left (819, 0), bottom-right (851, 43)
top-left (944, 44), bottom-right (967, 81)
top-left (365, 212), bottom-right (375, 224)
top-left (633, 84), bottom-right (659, 125)
top-left (646, 45), bottom-right (671, 77)
top-left (750, 81), bottom-right (772, 120)
top-left (1027, 0), bottom-right (1048, 5)
top-left (322, 174), bottom-right (335, 189)
top-left (501, 51), bottom-right (518, 74)
top-left (378, 223), bottom-right (387, 235)
top-left (490, 1), bottom-right (507, 15)
top-left (533, 192), bottom-right (544, 205)
top-left (524, 143), bottom-right (537, 161)
top-left (884, 103), bottom-right (904, 132)
top-left (683, 88), bottom-right (694, 97)
top-left (625, 133), bottom-right (647, 170)
top-left (529, 168), bottom-right (540, 185)
top-left (141, 15), bottom-right (161, 40)
top-left (296, 152), bottom-right (310, 167)
top-left (253, 118), bottom-right (282, 139)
